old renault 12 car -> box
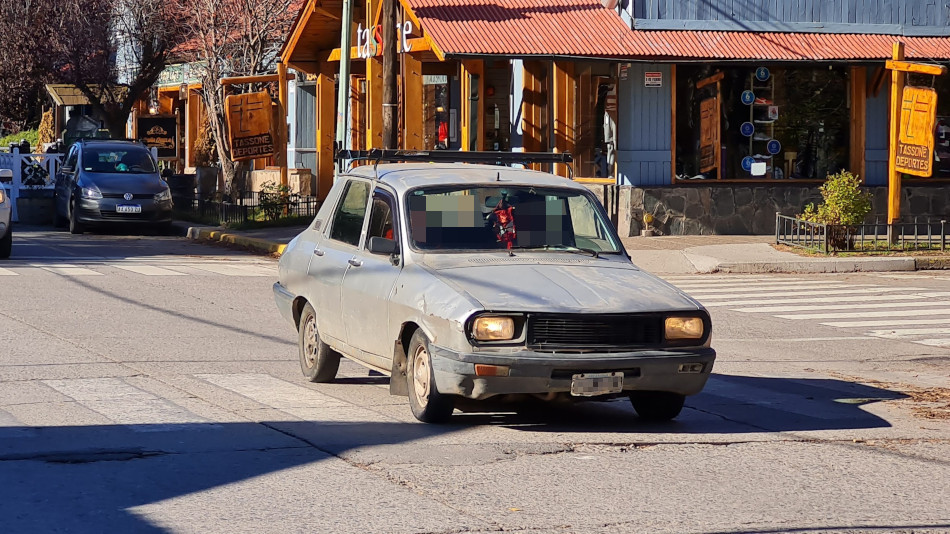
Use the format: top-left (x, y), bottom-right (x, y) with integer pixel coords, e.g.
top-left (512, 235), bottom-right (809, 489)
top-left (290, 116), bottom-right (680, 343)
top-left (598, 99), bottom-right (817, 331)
top-left (53, 139), bottom-right (173, 234)
top-left (273, 151), bottom-right (715, 423)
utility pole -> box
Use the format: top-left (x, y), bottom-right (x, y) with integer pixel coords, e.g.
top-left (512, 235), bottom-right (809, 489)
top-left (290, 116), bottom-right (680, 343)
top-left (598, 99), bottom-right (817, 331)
top-left (382, 0), bottom-right (397, 149)
top-left (336, 0), bottom-right (355, 172)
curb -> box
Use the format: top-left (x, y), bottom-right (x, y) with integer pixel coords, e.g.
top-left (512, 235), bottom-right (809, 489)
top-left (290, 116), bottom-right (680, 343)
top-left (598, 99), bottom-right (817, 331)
top-left (916, 257), bottom-right (950, 270)
top-left (714, 257), bottom-right (917, 274)
top-left (185, 226), bottom-right (287, 256)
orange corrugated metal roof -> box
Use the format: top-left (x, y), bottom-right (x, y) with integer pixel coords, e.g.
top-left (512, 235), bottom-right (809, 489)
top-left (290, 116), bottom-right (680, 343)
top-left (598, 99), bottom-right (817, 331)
top-left (404, 0), bottom-right (634, 57)
top-left (625, 30), bottom-right (950, 61)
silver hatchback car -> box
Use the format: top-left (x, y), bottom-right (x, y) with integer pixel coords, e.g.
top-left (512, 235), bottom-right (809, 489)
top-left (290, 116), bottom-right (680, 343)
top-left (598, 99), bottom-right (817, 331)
top-left (274, 157), bottom-right (715, 423)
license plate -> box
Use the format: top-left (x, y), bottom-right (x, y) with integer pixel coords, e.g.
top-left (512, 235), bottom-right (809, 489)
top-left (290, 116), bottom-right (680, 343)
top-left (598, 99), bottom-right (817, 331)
top-left (570, 372), bottom-right (624, 397)
top-left (116, 204), bottom-right (141, 214)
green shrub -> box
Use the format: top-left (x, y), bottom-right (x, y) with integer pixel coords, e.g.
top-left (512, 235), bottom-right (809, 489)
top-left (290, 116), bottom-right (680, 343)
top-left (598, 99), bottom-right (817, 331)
top-left (0, 129), bottom-right (39, 150)
top-left (799, 170), bottom-right (872, 226)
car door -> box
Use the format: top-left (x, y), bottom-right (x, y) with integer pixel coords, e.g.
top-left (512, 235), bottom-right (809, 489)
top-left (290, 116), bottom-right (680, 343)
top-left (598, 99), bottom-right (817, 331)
top-left (340, 188), bottom-right (402, 365)
top-left (55, 147), bottom-right (79, 216)
top-left (305, 178), bottom-right (371, 349)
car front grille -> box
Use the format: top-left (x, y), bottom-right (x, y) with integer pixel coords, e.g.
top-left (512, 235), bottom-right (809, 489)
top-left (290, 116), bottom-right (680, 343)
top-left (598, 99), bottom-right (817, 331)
top-left (102, 193), bottom-right (154, 200)
top-left (526, 314), bottom-right (664, 352)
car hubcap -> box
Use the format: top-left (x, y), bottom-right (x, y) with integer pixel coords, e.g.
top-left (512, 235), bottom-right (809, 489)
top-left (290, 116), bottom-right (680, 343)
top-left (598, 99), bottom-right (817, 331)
top-left (412, 346), bottom-right (430, 405)
top-left (303, 316), bottom-right (318, 369)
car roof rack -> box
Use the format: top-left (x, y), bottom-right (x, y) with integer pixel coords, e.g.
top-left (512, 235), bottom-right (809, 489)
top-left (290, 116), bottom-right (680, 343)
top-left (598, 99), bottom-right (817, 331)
top-left (336, 149), bottom-right (574, 180)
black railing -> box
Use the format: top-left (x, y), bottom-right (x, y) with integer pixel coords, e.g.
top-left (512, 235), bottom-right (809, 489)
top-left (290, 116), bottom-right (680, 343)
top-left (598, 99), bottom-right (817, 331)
top-left (172, 190), bottom-right (321, 226)
top-left (776, 213), bottom-right (948, 253)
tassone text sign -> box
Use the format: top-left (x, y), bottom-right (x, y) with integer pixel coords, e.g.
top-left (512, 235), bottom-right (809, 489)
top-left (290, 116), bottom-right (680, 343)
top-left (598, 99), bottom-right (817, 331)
top-left (225, 91), bottom-right (275, 161)
top-left (896, 86), bottom-right (937, 177)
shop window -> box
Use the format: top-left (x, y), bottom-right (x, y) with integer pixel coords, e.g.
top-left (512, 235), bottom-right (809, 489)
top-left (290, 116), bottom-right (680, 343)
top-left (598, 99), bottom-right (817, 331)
top-left (423, 76), bottom-right (450, 150)
top-left (675, 65), bottom-right (850, 181)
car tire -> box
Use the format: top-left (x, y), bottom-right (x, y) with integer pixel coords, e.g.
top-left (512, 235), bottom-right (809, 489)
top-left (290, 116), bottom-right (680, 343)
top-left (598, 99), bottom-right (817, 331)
top-left (629, 391), bottom-right (685, 421)
top-left (407, 330), bottom-right (455, 423)
top-left (297, 302), bottom-right (341, 383)
top-left (68, 200), bottom-right (83, 235)
top-left (0, 230), bottom-right (11, 259)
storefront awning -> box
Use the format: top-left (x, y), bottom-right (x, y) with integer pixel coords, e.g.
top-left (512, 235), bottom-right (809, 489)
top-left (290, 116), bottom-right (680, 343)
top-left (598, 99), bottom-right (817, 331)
top-left (402, 0), bottom-right (633, 58)
top-left (624, 30), bottom-right (950, 61)
top-left (45, 84), bottom-right (128, 107)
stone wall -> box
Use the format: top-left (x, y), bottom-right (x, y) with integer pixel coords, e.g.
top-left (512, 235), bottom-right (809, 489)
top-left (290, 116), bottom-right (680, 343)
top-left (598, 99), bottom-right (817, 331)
top-left (588, 184), bottom-right (950, 236)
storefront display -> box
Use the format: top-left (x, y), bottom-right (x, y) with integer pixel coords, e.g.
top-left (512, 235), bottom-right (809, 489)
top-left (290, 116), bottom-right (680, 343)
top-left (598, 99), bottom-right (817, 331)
top-left (675, 64), bottom-right (850, 181)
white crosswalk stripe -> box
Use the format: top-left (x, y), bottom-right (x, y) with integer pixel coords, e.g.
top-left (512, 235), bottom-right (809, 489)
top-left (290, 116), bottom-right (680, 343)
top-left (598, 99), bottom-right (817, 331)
top-left (0, 260), bottom-right (275, 278)
top-left (665, 275), bottom-right (950, 350)
top-left (0, 267), bottom-right (16, 275)
top-left (111, 264), bottom-right (188, 276)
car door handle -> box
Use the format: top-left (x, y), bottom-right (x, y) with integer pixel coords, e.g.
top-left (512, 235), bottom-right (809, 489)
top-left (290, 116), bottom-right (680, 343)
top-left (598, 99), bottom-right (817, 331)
top-left (312, 248), bottom-right (324, 256)
top-left (348, 258), bottom-right (362, 267)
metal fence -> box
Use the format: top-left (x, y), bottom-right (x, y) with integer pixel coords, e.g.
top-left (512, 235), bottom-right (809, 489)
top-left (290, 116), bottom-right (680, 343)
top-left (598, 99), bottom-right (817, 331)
top-left (172, 190), bottom-right (321, 226)
top-left (776, 213), bottom-right (948, 253)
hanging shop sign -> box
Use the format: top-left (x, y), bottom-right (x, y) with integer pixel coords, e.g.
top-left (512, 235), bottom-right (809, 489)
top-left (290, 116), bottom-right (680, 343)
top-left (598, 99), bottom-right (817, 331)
top-left (740, 122), bottom-right (755, 137)
top-left (699, 97), bottom-right (719, 172)
top-left (225, 91), bottom-right (275, 161)
top-left (895, 86), bottom-right (938, 177)
top-left (136, 116), bottom-right (178, 160)
top-left (741, 90), bottom-right (755, 105)
top-left (644, 71), bottom-right (663, 87)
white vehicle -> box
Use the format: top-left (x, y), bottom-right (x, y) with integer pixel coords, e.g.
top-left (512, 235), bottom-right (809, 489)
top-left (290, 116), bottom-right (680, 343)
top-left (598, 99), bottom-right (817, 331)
top-left (0, 169), bottom-right (12, 259)
top-left (273, 151), bottom-right (715, 423)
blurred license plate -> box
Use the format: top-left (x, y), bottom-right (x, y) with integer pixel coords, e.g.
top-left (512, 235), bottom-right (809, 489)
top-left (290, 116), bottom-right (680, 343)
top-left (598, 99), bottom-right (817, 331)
top-left (570, 372), bottom-right (624, 397)
top-left (116, 204), bottom-right (141, 214)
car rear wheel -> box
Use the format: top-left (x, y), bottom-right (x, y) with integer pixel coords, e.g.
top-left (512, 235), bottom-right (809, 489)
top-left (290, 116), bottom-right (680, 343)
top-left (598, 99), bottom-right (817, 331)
top-left (0, 229), bottom-right (10, 259)
top-left (407, 330), bottom-right (455, 423)
top-left (297, 302), bottom-right (340, 383)
top-left (629, 391), bottom-right (685, 421)
top-left (68, 200), bottom-right (83, 235)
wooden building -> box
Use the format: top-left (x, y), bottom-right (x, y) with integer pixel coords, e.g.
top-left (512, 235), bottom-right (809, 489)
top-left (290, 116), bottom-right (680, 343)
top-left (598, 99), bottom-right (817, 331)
top-left (280, 0), bottom-right (633, 199)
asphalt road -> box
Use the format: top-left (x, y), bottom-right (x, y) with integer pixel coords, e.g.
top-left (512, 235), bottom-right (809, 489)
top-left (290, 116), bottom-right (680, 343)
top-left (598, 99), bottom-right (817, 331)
top-left (1, 227), bottom-right (948, 534)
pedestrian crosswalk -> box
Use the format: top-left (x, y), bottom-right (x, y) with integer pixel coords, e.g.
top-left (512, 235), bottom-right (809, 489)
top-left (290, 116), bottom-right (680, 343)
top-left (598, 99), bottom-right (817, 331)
top-left (0, 259), bottom-right (276, 278)
top-left (664, 274), bottom-right (950, 349)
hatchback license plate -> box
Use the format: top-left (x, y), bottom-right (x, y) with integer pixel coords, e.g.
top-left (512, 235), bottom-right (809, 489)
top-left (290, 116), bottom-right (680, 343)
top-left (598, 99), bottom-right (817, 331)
top-left (116, 204), bottom-right (141, 214)
top-left (570, 372), bottom-right (624, 397)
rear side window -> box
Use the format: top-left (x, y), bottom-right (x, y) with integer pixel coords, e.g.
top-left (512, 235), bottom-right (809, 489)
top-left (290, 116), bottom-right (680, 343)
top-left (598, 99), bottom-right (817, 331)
top-left (329, 180), bottom-right (370, 246)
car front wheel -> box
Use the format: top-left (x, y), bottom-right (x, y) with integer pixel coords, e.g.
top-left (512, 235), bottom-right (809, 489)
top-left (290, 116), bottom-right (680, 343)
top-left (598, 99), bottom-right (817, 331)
top-left (297, 302), bottom-right (340, 383)
top-left (629, 391), bottom-right (685, 421)
top-left (407, 330), bottom-right (455, 423)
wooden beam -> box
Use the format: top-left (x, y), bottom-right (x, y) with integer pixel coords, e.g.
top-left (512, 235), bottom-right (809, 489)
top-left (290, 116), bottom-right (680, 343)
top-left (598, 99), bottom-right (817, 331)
top-left (869, 66), bottom-right (887, 98)
top-left (884, 60), bottom-right (947, 76)
top-left (220, 73), bottom-right (295, 86)
top-left (887, 42), bottom-right (905, 227)
top-left (521, 61), bottom-right (547, 156)
top-left (459, 60), bottom-right (485, 151)
top-left (399, 0), bottom-right (446, 61)
top-left (552, 61), bottom-right (575, 177)
top-left (316, 70), bottom-right (335, 201)
top-left (402, 53), bottom-right (424, 149)
top-left (850, 66), bottom-right (867, 183)
top-left (326, 38), bottom-right (430, 62)
top-left (277, 62), bottom-right (289, 189)
top-left (696, 71), bottom-right (724, 89)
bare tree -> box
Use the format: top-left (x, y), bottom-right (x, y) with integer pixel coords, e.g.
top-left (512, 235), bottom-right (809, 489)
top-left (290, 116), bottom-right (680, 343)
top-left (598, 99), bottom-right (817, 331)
top-left (174, 0), bottom-right (297, 195)
top-left (0, 0), bottom-right (59, 129)
top-left (52, 0), bottom-right (179, 138)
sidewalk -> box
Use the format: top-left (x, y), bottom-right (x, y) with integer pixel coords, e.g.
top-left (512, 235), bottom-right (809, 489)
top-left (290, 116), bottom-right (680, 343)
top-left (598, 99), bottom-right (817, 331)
top-left (175, 221), bottom-right (950, 274)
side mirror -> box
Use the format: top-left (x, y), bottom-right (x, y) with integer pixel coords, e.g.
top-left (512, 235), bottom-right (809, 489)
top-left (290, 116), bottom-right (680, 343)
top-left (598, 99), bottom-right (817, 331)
top-left (0, 169), bottom-right (11, 183)
top-left (367, 236), bottom-right (398, 255)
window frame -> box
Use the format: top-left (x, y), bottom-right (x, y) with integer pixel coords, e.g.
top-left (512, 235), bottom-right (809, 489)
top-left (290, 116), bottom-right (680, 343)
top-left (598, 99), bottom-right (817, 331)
top-left (327, 178), bottom-right (372, 249)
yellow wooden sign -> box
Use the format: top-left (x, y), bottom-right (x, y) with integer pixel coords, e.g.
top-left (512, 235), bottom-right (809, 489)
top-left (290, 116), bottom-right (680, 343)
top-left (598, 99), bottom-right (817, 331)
top-left (225, 91), bottom-right (275, 161)
top-left (895, 86), bottom-right (937, 177)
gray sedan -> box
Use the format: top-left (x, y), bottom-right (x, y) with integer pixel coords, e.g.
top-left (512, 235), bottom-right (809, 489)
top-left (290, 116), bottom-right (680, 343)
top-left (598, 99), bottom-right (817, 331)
top-left (274, 163), bottom-right (715, 423)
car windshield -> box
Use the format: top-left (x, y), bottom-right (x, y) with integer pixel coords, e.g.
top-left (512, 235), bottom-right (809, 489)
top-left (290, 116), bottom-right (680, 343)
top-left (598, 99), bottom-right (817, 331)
top-left (407, 185), bottom-right (621, 253)
top-left (83, 148), bottom-right (156, 174)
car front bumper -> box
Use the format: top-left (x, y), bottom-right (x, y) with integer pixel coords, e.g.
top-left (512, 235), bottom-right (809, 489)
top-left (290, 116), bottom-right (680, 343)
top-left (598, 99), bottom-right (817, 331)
top-left (428, 344), bottom-right (716, 400)
top-left (273, 282), bottom-right (296, 325)
top-left (76, 197), bottom-right (172, 224)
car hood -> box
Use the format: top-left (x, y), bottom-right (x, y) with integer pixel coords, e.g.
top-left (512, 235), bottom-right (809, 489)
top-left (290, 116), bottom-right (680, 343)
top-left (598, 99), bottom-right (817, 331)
top-left (424, 258), bottom-right (701, 313)
top-left (81, 172), bottom-right (167, 194)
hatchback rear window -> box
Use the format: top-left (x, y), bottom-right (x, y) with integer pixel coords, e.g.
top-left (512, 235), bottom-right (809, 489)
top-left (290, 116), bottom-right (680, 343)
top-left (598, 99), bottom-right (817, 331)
top-left (83, 149), bottom-right (156, 174)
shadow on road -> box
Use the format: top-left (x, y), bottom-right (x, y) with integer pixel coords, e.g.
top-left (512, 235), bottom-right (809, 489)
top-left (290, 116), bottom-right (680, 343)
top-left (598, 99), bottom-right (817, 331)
top-left (449, 374), bottom-right (908, 434)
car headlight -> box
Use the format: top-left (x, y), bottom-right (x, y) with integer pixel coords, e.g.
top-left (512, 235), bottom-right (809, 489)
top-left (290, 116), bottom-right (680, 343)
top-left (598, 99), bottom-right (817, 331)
top-left (472, 316), bottom-right (515, 341)
top-left (154, 188), bottom-right (171, 202)
top-left (81, 186), bottom-right (102, 200)
top-left (665, 316), bottom-right (705, 341)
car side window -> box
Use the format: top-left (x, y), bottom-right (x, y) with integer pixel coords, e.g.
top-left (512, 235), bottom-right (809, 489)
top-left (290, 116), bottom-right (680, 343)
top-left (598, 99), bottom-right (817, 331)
top-left (366, 193), bottom-right (396, 243)
top-left (329, 180), bottom-right (370, 247)
top-left (64, 148), bottom-right (78, 171)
